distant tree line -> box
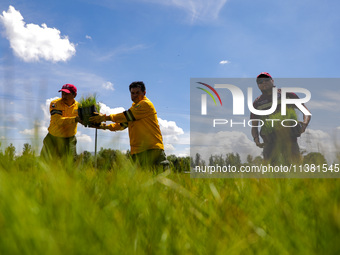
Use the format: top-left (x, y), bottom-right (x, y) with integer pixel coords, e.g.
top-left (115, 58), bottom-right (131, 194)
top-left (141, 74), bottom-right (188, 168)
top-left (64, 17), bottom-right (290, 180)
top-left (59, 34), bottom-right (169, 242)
top-left (0, 142), bottom-right (336, 172)
top-left (0, 143), bottom-right (192, 172)
top-left (77, 148), bottom-right (192, 172)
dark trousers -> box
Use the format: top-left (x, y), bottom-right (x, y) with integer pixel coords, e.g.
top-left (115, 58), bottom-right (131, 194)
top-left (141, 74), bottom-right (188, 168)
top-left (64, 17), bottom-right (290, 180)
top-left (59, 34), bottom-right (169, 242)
top-left (131, 149), bottom-right (167, 167)
top-left (40, 133), bottom-right (77, 161)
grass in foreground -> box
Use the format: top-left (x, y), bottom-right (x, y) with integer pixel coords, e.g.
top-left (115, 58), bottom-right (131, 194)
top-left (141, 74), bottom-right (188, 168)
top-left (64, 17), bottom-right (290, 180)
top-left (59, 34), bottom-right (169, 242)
top-left (0, 155), bottom-right (340, 254)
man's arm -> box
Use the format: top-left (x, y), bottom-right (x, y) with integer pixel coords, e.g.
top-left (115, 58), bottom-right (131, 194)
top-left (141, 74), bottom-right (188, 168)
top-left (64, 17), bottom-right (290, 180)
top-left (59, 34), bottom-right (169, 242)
top-left (287, 92), bottom-right (311, 133)
top-left (251, 121), bottom-right (264, 148)
top-left (250, 106), bottom-right (264, 148)
top-left (300, 103), bottom-right (311, 133)
top-left (90, 100), bottom-right (154, 124)
top-left (88, 113), bottom-right (114, 123)
top-left (110, 101), bottom-right (154, 123)
top-left (95, 122), bottom-right (128, 131)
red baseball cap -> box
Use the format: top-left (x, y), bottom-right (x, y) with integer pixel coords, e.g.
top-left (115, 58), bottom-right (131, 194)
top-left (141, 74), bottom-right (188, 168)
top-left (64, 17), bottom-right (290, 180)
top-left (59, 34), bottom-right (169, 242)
top-left (59, 84), bottom-right (77, 95)
top-left (257, 72), bottom-right (272, 79)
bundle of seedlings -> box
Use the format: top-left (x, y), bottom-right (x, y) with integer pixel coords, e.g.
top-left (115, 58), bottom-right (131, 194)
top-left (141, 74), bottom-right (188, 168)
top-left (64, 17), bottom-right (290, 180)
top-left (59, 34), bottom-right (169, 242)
top-left (78, 94), bottom-right (101, 127)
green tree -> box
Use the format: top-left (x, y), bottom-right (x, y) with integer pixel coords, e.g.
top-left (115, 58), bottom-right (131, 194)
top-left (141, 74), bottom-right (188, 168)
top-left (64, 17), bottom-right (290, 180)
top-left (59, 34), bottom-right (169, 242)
top-left (76, 151), bottom-right (94, 166)
top-left (167, 155), bottom-right (191, 172)
top-left (246, 154), bottom-right (253, 164)
top-left (5, 143), bottom-right (16, 161)
top-left (253, 156), bottom-right (263, 165)
top-left (194, 153), bottom-right (201, 166)
top-left (22, 143), bottom-right (34, 157)
top-left (97, 148), bottom-right (120, 170)
top-left (209, 155), bottom-right (214, 166)
top-left (303, 152), bottom-right (327, 165)
top-left (225, 153), bottom-right (241, 168)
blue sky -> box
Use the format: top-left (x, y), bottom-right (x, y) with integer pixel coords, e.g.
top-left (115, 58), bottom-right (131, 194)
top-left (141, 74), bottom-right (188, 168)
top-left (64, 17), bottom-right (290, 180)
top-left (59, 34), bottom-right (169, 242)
top-left (0, 0), bottom-right (340, 161)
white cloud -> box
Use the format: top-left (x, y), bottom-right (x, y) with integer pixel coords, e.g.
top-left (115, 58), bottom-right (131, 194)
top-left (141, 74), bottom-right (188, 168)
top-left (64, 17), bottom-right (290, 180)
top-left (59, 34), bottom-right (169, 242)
top-left (102, 81), bottom-right (114, 91)
top-left (299, 128), bottom-right (340, 163)
top-left (19, 125), bottom-right (47, 136)
top-left (76, 132), bottom-right (92, 143)
top-left (158, 118), bottom-right (184, 137)
top-left (164, 143), bottom-right (175, 152)
top-left (191, 131), bottom-right (262, 163)
top-left (219, 60), bottom-right (230, 65)
top-left (85, 35), bottom-right (92, 40)
top-left (0, 5), bottom-right (76, 62)
top-left (98, 102), bottom-right (125, 115)
top-left (158, 118), bottom-right (187, 156)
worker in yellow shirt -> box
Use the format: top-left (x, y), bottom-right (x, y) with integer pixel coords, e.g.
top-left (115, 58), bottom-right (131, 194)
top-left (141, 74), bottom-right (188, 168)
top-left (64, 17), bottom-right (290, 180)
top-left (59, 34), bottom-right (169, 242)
top-left (41, 84), bottom-right (81, 161)
top-left (90, 81), bottom-right (167, 167)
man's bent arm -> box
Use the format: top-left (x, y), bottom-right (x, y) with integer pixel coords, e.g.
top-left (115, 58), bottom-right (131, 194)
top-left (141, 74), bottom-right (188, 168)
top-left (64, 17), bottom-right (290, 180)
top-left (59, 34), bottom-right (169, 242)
top-left (301, 103), bottom-right (311, 133)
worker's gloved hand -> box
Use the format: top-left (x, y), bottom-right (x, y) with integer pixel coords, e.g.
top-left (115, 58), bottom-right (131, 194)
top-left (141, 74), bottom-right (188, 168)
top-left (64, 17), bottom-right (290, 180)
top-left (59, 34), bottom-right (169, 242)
top-left (89, 113), bottom-right (106, 123)
top-left (88, 122), bottom-right (106, 129)
top-left (75, 116), bottom-right (83, 124)
top-left (98, 123), bottom-right (107, 130)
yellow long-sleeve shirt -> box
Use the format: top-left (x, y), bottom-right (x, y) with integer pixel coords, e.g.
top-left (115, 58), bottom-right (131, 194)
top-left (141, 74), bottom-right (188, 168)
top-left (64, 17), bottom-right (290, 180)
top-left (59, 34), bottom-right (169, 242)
top-left (48, 98), bottom-right (78, 138)
top-left (107, 97), bottom-right (164, 155)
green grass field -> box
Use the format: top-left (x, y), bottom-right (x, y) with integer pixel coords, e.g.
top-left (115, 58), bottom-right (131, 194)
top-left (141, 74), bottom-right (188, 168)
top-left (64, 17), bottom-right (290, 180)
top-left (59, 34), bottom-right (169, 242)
top-left (1, 153), bottom-right (340, 254)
